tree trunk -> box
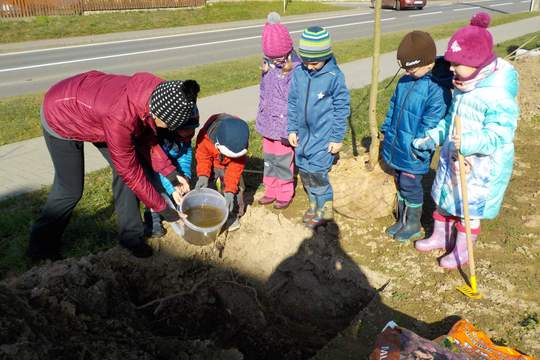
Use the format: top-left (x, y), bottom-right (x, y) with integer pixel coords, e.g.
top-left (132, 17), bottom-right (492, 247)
top-left (368, 0), bottom-right (383, 169)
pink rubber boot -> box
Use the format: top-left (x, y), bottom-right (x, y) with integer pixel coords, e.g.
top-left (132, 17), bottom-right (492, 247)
top-left (415, 211), bottom-right (456, 252)
top-left (439, 221), bottom-right (480, 270)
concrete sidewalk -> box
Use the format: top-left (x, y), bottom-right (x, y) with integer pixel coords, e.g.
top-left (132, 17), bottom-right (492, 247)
top-left (1, 16), bottom-right (539, 200)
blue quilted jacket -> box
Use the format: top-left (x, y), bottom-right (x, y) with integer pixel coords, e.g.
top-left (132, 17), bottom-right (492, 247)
top-left (287, 57), bottom-right (350, 173)
top-left (381, 58), bottom-right (453, 174)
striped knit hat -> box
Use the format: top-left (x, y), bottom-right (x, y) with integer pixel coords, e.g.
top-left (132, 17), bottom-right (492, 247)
top-left (298, 26), bottom-right (332, 62)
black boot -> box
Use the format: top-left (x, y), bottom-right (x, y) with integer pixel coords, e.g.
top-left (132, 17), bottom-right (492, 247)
top-left (150, 211), bottom-right (165, 238)
top-left (26, 244), bottom-right (63, 262)
top-left (394, 205), bottom-right (423, 242)
top-left (27, 236), bottom-right (63, 262)
top-left (385, 194), bottom-right (405, 237)
top-left (122, 241), bottom-right (153, 258)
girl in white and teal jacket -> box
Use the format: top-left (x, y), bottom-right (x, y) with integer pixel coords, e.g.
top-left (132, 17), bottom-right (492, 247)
top-left (412, 13), bottom-right (519, 269)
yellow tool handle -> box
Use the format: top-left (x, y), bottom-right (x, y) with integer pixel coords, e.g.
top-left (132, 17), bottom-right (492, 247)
top-left (455, 116), bottom-right (478, 293)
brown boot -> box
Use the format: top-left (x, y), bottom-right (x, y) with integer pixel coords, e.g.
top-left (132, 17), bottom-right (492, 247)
top-left (307, 201), bottom-right (333, 228)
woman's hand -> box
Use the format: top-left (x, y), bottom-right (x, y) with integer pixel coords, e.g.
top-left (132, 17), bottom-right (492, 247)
top-left (174, 175), bottom-right (190, 195)
top-left (172, 191), bottom-right (183, 206)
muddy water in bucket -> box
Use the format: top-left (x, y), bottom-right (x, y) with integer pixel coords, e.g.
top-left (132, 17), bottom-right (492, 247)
top-left (183, 205), bottom-right (226, 245)
top-left (185, 206), bottom-right (224, 228)
top-left (180, 188), bottom-right (228, 246)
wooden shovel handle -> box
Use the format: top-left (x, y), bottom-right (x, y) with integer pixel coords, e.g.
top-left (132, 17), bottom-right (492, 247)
top-left (454, 116), bottom-right (477, 287)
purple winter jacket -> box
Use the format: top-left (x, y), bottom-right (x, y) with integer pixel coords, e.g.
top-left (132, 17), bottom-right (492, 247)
top-left (256, 53), bottom-right (301, 140)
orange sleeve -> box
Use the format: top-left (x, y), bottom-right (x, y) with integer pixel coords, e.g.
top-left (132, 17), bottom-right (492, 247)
top-left (223, 156), bottom-right (246, 194)
top-left (195, 134), bottom-right (214, 178)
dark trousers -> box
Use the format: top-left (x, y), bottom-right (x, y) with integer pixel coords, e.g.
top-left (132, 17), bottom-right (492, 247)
top-left (394, 170), bottom-right (423, 205)
top-left (29, 131), bottom-right (145, 254)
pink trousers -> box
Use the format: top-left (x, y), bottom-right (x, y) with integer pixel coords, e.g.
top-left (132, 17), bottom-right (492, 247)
top-left (262, 137), bottom-right (295, 202)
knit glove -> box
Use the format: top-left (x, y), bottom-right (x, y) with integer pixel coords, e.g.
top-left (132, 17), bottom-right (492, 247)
top-left (159, 207), bottom-right (180, 222)
top-left (195, 176), bottom-right (209, 190)
top-left (412, 136), bottom-right (436, 151)
top-left (224, 192), bottom-right (235, 212)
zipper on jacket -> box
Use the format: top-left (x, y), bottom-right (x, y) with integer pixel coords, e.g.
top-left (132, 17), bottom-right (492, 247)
top-left (301, 77), bottom-right (312, 160)
top-left (390, 81), bottom-right (417, 165)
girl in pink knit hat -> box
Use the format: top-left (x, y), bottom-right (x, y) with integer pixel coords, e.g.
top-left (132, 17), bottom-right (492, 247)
top-left (412, 12), bottom-right (520, 269)
top-left (256, 12), bottom-right (301, 209)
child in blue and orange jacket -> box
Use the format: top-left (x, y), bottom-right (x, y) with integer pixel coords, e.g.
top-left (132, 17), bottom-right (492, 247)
top-left (145, 105), bottom-right (199, 237)
top-left (380, 31), bottom-right (453, 243)
top-left (194, 113), bottom-right (250, 231)
top-left (287, 26), bottom-right (350, 228)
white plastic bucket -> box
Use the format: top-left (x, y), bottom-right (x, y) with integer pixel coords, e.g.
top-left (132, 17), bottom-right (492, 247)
top-left (162, 189), bottom-right (228, 246)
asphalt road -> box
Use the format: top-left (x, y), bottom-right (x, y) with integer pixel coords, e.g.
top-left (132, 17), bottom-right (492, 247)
top-left (0, 0), bottom-right (531, 97)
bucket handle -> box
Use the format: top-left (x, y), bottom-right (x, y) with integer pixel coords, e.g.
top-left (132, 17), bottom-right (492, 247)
top-left (161, 193), bottom-right (185, 237)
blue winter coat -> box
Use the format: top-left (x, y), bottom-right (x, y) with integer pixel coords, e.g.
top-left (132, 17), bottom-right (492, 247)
top-left (427, 58), bottom-right (519, 220)
top-left (287, 57), bottom-right (350, 173)
top-left (158, 139), bottom-right (193, 195)
top-left (381, 58), bottom-right (453, 175)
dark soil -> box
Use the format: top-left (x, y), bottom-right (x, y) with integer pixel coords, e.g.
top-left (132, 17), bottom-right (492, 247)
top-left (0, 222), bottom-right (375, 360)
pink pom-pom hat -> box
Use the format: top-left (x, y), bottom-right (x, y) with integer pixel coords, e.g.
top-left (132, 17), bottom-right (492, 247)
top-left (261, 12), bottom-right (293, 58)
top-left (444, 12), bottom-right (496, 68)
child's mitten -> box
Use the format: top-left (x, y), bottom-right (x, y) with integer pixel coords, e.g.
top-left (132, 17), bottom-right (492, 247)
top-left (195, 176), bottom-right (209, 190)
top-left (224, 192), bottom-right (235, 211)
top-left (412, 136), bottom-right (436, 151)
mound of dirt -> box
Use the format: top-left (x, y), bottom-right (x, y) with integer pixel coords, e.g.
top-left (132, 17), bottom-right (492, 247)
top-left (330, 155), bottom-right (395, 221)
top-left (0, 252), bottom-right (244, 360)
top-left (515, 57), bottom-right (540, 120)
top-left (1, 206), bottom-right (377, 360)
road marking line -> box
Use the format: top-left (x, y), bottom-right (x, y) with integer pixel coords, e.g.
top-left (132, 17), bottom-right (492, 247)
top-left (453, 6), bottom-right (481, 10)
top-left (0, 18), bottom-right (397, 73)
top-left (465, 0), bottom-right (497, 3)
top-left (409, 11), bottom-right (442, 17)
top-left (492, 2), bottom-right (513, 5)
top-left (0, 12), bottom-right (373, 57)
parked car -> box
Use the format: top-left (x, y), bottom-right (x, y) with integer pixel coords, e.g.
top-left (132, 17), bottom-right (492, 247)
top-left (371, 0), bottom-right (426, 10)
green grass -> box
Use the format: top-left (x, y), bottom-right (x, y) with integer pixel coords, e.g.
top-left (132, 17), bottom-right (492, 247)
top-left (1, 12), bottom-right (537, 146)
top-left (494, 31), bottom-right (540, 57)
top-left (0, 93), bottom-right (44, 146)
top-left (0, 2), bottom-right (345, 44)
top-left (0, 168), bottom-right (117, 277)
top-left (160, 56), bottom-right (262, 99)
